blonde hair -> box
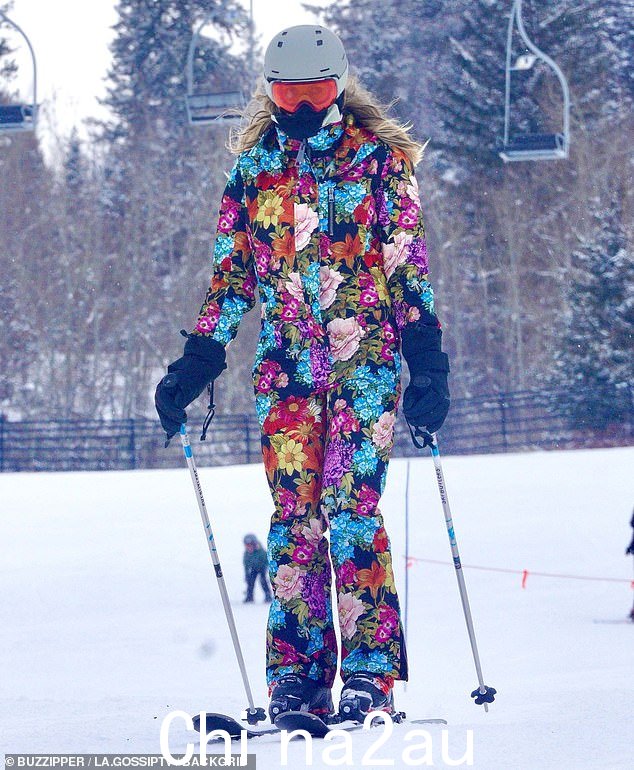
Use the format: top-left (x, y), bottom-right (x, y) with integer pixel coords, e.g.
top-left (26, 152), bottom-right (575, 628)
top-left (227, 74), bottom-right (426, 166)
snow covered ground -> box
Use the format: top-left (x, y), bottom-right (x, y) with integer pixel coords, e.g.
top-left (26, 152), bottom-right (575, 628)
top-left (1, 446), bottom-right (633, 768)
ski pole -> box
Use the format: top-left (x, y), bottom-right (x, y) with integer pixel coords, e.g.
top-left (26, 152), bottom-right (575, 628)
top-left (177, 423), bottom-right (266, 726)
top-left (404, 459), bottom-right (411, 693)
top-left (409, 425), bottom-right (497, 711)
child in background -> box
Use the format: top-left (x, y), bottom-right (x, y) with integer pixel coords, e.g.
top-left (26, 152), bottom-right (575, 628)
top-left (244, 533), bottom-right (272, 604)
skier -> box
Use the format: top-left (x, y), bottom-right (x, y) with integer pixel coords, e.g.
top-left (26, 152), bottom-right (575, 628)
top-left (155, 24), bottom-right (450, 723)
top-left (243, 533), bottom-right (273, 603)
top-left (626, 510), bottom-right (634, 622)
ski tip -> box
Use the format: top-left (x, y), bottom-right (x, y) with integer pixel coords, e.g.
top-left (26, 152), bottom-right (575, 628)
top-left (192, 711), bottom-right (278, 740)
top-left (593, 618), bottom-right (634, 624)
top-left (192, 711), bottom-right (241, 735)
top-left (410, 718), bottom-right (448, 725)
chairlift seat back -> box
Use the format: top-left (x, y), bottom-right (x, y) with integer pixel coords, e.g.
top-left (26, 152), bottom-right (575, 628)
top-left (185, 91), bottom-right (243, 125)
top-left (0, 104), bottom-right (35, 132)
top-left (499, 132), bottom-right (567, 162)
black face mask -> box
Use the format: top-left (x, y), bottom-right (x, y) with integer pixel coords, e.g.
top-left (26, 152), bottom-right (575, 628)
top-left (275, 103), bottom-right (330, 141)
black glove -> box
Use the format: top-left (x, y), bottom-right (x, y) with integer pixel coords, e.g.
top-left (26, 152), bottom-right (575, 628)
top-left (401, 321), bottom-right (450, 434)
top-left (155, 331), bottom-right (226, 442)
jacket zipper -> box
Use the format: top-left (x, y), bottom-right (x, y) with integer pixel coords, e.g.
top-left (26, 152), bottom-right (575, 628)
top-left (296, 140), bottom-right (306, 169)
top-left (328, 186), bottom-right (335, 237)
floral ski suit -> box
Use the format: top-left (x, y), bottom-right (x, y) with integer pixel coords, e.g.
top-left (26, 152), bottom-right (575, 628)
top-left (193, 116), bottom-right (439, 691)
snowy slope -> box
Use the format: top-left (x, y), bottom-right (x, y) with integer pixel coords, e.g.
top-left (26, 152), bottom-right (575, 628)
top-left (1, 447), bottom-right (633, 768)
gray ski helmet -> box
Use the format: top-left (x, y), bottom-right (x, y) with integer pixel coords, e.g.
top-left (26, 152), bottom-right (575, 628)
top-left (263, 25), bottom-right (349, 101)
top-left (243, 533), bottom-right (257, 545)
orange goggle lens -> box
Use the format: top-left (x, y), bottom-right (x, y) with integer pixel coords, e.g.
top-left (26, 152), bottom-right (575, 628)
top-left (271, 79), bottom-right (338, 113)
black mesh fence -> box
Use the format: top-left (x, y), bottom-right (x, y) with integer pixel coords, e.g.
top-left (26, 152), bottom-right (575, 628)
top-left (1, 389), bottom-right (631, 472)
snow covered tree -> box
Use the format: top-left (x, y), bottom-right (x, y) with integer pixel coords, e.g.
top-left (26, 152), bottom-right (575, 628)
top-left (0, 129), bottom-right (54, 416)
top-left (536, 0), bottom-right (633, 128)
top-left (430, 0), bottom-right (505, 173)
top-left (553, 202), bottom-right (633, 431)
top-left (316, 0), bottom-right (509, 394)
top-left (0, 1), bottom-right (17, 86)
top-left (94, 0), bottom-right (259, 418)
top-left (314, 0), bottom-right (454, 140)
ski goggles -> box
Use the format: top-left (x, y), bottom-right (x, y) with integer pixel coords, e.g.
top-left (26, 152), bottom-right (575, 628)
top-left (270, 78), bottom-right (338, 113)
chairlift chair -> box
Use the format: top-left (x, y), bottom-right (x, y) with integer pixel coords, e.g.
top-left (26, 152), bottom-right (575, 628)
top-left (0, 10), bottom-right (37, 133)
top-left (185, 19), bottom-right (244, 126)
top-left (185, 89), bottom-right (244, 125)
top-left (499, 0), bottom-right (570, 162)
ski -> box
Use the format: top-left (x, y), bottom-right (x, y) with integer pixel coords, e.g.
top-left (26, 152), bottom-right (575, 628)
top-left (194, 710), bottom-right (447, 742)
top-left (410, 718), bottom-right (449, 725)
top-left (593, 618), bottom-right (634, 625)
top-left (193, 712), bottom-right (279, 739)
top-left (274, 710), bottom-right (447, 738)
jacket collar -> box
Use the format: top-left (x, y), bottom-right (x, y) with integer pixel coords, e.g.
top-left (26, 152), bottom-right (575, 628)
top-left (273, 120), bottom-right (345, 155)
top-left (256, 115), bottom-right (379, 178)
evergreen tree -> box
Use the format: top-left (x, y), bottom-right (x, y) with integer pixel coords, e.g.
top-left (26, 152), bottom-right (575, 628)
top-left (315, 0), bottom-right (452, 140)
top-left (0, 125), bottom-right (54, 417)
top-left (0, 2), bottom-right (17, 86)
top-left (95, 0), bottom-right (258, 418)
top-left (431, 0), bottom-right (505, 173)
top-left (553, 203), bottom-right (634, 430)
top-left (318, 0), bottom-right (634, 174)
top-left (64, 129), bottom-right (84, 195)
top-left (317, 0), bottom-right (508, 395)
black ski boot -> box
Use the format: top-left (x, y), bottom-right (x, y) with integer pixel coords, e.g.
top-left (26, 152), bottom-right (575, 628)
top-left (338, 673), bottom-right (396, 722)
top-left (268, 673), bottom-right (333, 721)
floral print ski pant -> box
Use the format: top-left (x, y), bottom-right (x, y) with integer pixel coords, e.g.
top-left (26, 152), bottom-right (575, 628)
top-left (258, 353), bottom-right (409, 691)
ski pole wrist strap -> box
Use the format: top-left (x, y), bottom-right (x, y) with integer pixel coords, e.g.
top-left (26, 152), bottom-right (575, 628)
top-left (407, 422), bottom-right (435, 449)
top-left (200, 381), bottom-right (216, 441)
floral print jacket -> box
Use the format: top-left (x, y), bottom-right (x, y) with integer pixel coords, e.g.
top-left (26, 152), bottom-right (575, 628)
top-left (193, 116), bottom-right (438, 390)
